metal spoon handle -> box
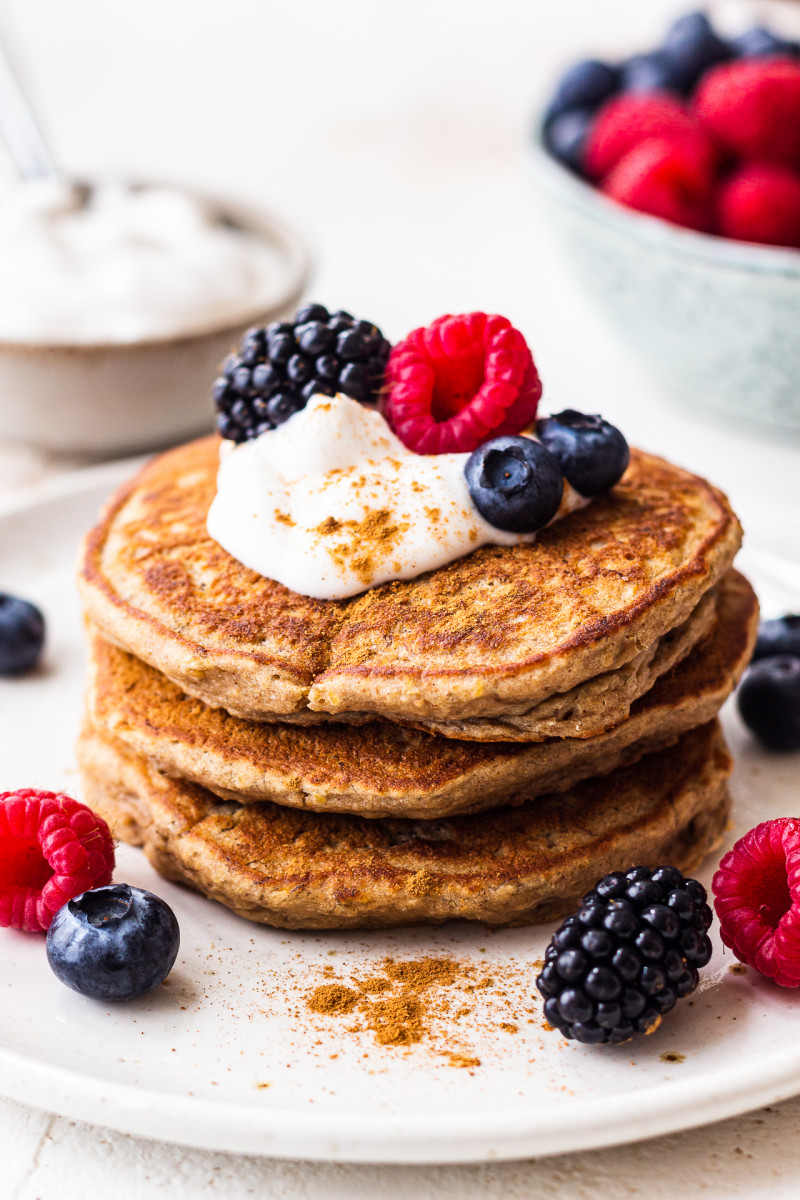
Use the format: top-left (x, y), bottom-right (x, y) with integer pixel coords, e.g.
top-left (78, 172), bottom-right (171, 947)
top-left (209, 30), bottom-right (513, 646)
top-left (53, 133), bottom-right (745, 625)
top-left (0, 31), bottom-right (58, 181)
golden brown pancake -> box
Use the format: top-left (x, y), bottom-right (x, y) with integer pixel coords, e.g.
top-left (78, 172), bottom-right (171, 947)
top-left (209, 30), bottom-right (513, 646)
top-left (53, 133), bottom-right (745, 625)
top-left (77, 437), bottom-right (741, 730)
top-left (85, 570), bottom-right (757, 819)
top-left (77, 721), bottom-right (732, 930)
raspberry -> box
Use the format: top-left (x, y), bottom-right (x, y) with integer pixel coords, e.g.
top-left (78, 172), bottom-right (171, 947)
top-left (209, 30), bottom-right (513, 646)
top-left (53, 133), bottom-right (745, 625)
top-left (715, 163), bottom-right (800, 249)
top-left (0, 790), bottom-right (115, 933)
top-left (585, 92), bottom-right (714, 181)
top-left (695, 58), bottom-right (800, 168)
top-left (382, 313), bottom-right (541, 455)
top-left (713, 819), bottom-right (800, 987)
top-left (602, 137), bottom-right (714, 232)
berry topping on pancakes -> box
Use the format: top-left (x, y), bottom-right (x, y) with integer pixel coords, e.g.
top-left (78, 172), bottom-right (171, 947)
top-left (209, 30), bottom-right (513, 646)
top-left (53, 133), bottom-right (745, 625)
top-left (464, 435), bottom-right (563, 532)
top-left (536, 410), bottom-right (630, 496)
top-left (382, 312), bottom-right (542, 454)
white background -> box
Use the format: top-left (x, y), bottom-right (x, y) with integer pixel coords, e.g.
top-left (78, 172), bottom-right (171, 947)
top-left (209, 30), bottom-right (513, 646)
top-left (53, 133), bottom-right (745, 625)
top-left (2, 0), bottom-right (800, 1196)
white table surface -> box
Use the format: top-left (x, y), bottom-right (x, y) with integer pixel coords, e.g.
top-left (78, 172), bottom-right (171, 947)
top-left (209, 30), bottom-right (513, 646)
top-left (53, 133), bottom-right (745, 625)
top-left (2, 0), bottom-right (800, 1195)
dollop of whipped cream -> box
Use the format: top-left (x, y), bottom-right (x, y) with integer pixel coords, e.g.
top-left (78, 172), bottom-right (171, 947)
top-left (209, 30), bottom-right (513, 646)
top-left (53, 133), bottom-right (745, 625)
top-left (0, 179), bottom-right (284, 344)
top-left (207, 394), bottom-right (588, 601)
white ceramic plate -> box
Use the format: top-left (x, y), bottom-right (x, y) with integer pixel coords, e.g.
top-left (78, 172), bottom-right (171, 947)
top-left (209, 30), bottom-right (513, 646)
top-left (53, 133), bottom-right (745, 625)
top-left (1, 465), bottom-right (799, 1165)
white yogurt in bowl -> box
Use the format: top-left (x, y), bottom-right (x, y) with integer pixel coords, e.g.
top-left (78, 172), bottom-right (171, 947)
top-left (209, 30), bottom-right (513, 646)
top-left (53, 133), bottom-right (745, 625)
top-left (0, 179), bottom-right (300, 346)
top-left (0, 178), bottom-right (309, 454)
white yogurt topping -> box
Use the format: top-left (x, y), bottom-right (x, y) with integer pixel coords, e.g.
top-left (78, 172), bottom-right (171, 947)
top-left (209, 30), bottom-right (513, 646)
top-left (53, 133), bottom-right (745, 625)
top-left (207, 394), bottom-right (588, 601)
top-left (0, 179), bottom-right (282, 343)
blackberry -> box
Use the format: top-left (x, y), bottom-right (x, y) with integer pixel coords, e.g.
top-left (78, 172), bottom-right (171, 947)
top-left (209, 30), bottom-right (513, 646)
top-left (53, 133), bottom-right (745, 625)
top-left (213, 303), bottom-right (391, 443)
top-left (537, 865), bottom-right (713, 1044)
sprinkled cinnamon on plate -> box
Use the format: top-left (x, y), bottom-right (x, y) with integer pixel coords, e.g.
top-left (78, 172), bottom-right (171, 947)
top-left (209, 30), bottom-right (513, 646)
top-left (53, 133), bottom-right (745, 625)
top-left (300, 954), bottom-right (538, 1062)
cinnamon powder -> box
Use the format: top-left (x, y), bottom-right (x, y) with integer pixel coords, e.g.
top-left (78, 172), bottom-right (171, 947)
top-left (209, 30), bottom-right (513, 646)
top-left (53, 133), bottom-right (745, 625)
top-left (313, 508), bottom-right (409, 584)
top-left (304, 955), bottom-right (490, 1058)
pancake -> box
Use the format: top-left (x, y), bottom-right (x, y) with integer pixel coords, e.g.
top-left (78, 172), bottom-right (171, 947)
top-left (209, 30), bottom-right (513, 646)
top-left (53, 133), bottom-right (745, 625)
top-left (85, 570), bottom-right (757, 819)
top-left (77, 437), bottom-right (741, 729)
top-left (77, 720), bottom-right (732, 930)
top-left (407, 586), bottom-right (718, 741)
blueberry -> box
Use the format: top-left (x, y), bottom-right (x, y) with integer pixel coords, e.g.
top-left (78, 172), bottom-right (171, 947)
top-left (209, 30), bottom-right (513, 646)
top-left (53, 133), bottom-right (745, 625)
top-left (545, 59), bottom-right (619, 122)
top-left (464, 436), bottom-right (563, 533)
top-left (753, 616), bottom-right (800, 662)
top-left (659, 11), bottom-right (731, 92)
top-left (0, 593), bottom-right (45, 675)
top-left (46, 884), bottom-right (180, 1001)
top-left (731, 26), bottom-right (800, 60)
top-left (536, 410), bottom-right (629, 497)
top-left (542, 107), bottom-right (595, 175)
top-left (738, 657), bottom-right (800, 751)
top-left (619, 52), bottom-right (684, 94)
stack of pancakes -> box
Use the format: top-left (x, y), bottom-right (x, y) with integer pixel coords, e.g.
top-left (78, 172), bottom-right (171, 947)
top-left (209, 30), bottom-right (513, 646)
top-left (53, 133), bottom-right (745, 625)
top-left (76, 438), bottom-right (757, 930)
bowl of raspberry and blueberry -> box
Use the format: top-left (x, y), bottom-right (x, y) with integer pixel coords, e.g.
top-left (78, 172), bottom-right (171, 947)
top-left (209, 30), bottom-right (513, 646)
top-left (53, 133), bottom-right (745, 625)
top-left (531, 9), bottom-right (800, 435)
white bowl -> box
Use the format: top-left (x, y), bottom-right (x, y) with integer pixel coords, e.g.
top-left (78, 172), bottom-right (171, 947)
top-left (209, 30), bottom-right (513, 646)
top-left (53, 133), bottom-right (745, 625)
top-left (0, 190), bottom-right (310, 457)
top-left (530, 140), bottom-right (800, 435)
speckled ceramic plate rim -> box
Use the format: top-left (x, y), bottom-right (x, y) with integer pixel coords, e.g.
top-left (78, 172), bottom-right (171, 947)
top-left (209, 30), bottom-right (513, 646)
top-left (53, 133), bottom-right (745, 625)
top-left (2, 464), bottom-right (800, 1164)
